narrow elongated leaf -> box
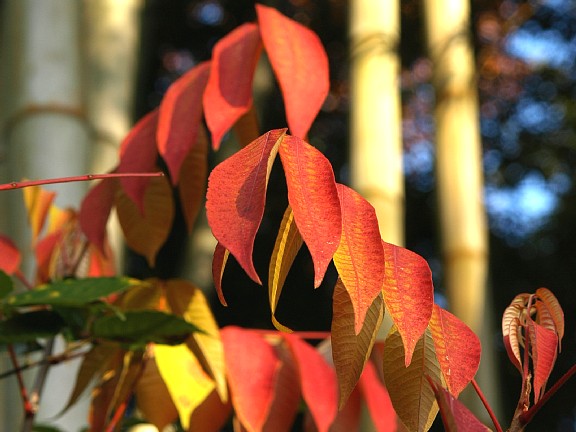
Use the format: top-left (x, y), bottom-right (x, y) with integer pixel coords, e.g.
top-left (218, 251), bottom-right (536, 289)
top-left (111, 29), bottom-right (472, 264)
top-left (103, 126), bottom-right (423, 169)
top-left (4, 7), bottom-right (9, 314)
top-left (0, 311), bottom-right (64, 343)
top-left (536, 287), bottom-right (564, 349)
top-left (428, 378), bottom-right (491, 432)
top-left (212, 242), bottom-right (229, 306)
top-left (429, 304), bottom-right (481, 396)
top-left (206, 129), bottom-right (286, 284)
top-left (283, 333), bottom-right (337, 432)
top-left (334, 184), bottom-right (385, 334)
top-left (360, 361), bottom-right (397, 432)
top-left (382, 327), bottom-right (440, 432)
top-left (279, 135), bottom-right (341, 287)
top-left (6, 277), bottom-right (140, 307)
top-left (502, 294), bottom-right (529, 372)
top-left (79, 178), bottom-right (118, 254)
top-left (203, 23), bottom-right (262, 150)
top-left (23, 185), bottom-right (56, 243)
top-left (158, 61), bottom-right (210, 184)
top-left (381, 242), bottom-right (434, 366)
top-left (116, 175), bottom-right (174, 267)
top-left (268, 205), bottom-right (303, 330)
top-left (155, 343), bottom-right (215, 430)
top-left (0, 235), bottom-right (20, 275)
top-left (221, 326), bottom-right (280, 432)
top-left (527, 317), bottom-right (558, 403)
top-left (118, 110), bottom-right (159, 212)
top-left (256, 4), bottom-right (329, 138)
top-left (331, 278), bottom-right (384, 408)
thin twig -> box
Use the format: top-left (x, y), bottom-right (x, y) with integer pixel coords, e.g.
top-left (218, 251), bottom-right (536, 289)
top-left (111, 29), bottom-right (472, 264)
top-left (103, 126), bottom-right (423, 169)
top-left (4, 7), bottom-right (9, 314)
top-left (7, 345), bottom-right (34, 419)
top-left (471, 378), bottom-right (503, 432)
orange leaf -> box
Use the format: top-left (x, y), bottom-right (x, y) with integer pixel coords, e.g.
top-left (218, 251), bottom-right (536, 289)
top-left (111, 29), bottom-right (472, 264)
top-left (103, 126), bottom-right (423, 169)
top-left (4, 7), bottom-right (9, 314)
top-left (116, 175), bottom-right (174, 267)
top-left (212, 242), bottom-right (230, 306)
top-left (0, 235), bottom-right (20, 275)
top-left (158, 61), bottom-right (210, 184)
top-left (188, 388), bottom-right (233, 432)
top-left (118, 110), bottom-right (159, 212)
top-left (527, 316), bottom-right (558, 403)
top-left (221, 326), bottom-right (280, 432)
top-left (23, 184), bottom-right (56, 243)
top-left (268, 205), bottom-right (303, 330)
top-left (334, 184), bottom-right (385, 334)
top-left (429, 304), bottom-right (481, 396)
top-left (256, 4), bottom-right (329, 138)
top-left (381, 242), bottom-right (434, 366)
top-left (502, 293), bottom-right (529, 372)
top-left (178, 127), bottom-right (208, 233)
top-left (279, 135), bottom-right (341, 287)
top-left (283, 333), bottom-right (337, 432)
top-left (79, 177), bottom-right (118, 254)
top-left (206, 129), bottom-right (286, 284)
top-left (359, 361), bottom-right (397, 432)
top-left (203, 23), bottom-right (262, 150)
top-left (331, 278), bottom-right (383, 408)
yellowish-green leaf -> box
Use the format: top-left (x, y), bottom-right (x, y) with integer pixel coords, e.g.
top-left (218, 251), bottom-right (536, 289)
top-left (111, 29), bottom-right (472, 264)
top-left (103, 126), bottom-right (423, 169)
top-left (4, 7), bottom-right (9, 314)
top-left (155, 343), bottom-right (215, 430)
top-left (382, 327), bottom-right (440, 432)
top-left (165, 279), bottom-right (228, 403)
top-left (268, 205), bottom-right (303, 331)
top-left (331, 278), bottom-right (384, 409)
top-left (116, 278), bottom-right (162, 310)
top-left (116, 174), bottom-right (174, 267)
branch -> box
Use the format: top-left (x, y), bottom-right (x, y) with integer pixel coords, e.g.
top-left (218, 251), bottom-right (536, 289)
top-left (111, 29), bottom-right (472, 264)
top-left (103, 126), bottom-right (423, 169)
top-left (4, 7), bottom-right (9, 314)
top-left (7, 345), bottom-right (34, 422)
top-left (471, 378), bottom-right (503, 432)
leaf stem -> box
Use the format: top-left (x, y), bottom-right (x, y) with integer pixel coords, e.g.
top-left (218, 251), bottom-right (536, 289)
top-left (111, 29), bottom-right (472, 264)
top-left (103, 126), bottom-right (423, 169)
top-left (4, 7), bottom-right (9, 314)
top-left (471, 378), bottom-right (503, 432)
top-left (7, 345), bottom-right (34, 423)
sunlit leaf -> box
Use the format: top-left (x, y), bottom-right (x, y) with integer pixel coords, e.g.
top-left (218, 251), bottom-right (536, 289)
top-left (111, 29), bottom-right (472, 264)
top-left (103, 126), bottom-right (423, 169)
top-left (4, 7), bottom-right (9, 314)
top-left (165, 279), bottom-right (228, 402)
top-left (115, 279), bottom-right (162, 311)
top-left (86, 243), bottom-right (116, 278)
top-left (188, 388), bottom-right (233, 432)
top-left (203, 23), bottom-right (262, 150)
top-left (382, 327), bottom-right (440, 432)
top-left (334, 184), bottom-right (385, 334)
top-left (179, 127), bottom-right (208, 233)
top-left (268, 205), bottom-right (303, 330)
top-left (155, 343), bottom-right (215, 430)
top-left (359, 360), bottom-right (397, 432)
top-left (79, 177), bottom-right (118, 255)
top-left (331, 278), bottom-right (383, 408)
top-left (283, 333), bottom-right (337, 432)
top-left (429, 304), bottom-right (481, 396)
top-left (279, 135), bottom-right (341, 287)
top-left (256, 4), bottom-right (329, 138)
top-left (381, 242), bottom-right (434, 366)
top-left (0, 311), bottom-right (64, 344)
top-left (212, 242), bottom-right (229, 306)
top-left (23, 184), bottom-right (56, 243)
top-left (0, 235), bottom-right (20, 275)
top-left (428, 378), bottom-right (491, 432)
top-left (206, 129), bottom-right (286, 284)
top-left (221, 326), bottom-right (280, 432)
top-left (158, 61), bottom-right (210, 184)
top-left (535, 287), bottom-right (564, 349)
top-left (118, 110), bottom-right (159, 212)
top-left (527, 316), bottom-right (558, 403)
top-left (502, 294), bottom-right (529, 372)
top-left (116, 175), bottom-right (174, 267)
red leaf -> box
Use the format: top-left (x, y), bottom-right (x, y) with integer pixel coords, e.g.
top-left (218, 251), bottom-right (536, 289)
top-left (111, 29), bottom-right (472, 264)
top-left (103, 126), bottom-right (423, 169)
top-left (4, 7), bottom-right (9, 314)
top-left (283, 333), bottom-right (337, 432)
top-left (359, 361), bottom-right (397, 432)
top-left (158, 61), bottom-right (210, 184)
top-left (212, 242), bottom-right (230, 306)
top-left (429, 304), bottom-right (481, 396)
top-left (381, 242), bottom-right (434, 366)
top-left (0, 235), bottom-right (20, 275)
top-left (334, 184), bottom-right (385, 334)
top-left (206, 129), bottom-right (286, 284)
top-left (527, 317), bottom-right (558, 403)
top-left (256, 4), bottom-right (329, 138)
top-left (502, 293), bottom-right (529, 372)
top-left (221, 326), bottom-right (280, 432)
top-left (535, 288), bottom-right (564, 349)
top-left (279, 135), bottom-right (341, 287)
top-left (118, 110), bottom-right (159, 212)
top-left (203, 23), bottom-right (262, 150)
top-left (79, 178), bottom-right (118, 255)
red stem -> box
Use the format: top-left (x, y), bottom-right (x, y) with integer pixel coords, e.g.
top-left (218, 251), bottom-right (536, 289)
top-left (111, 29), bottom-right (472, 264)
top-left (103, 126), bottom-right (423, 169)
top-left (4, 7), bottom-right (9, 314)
top-left (471, 378), bottom-right (503, 432)
top-left (0, 172), bottom-right (163, 191)
top-left (7, 346), bottom-right (34, 418)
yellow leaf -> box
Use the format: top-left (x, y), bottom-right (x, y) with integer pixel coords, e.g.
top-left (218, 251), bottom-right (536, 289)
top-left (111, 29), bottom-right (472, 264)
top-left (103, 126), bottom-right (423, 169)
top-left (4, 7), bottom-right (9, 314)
top-left (23, 184), bottom-right (56, 242)
top-left (331, 278), bottom-right (384, 409)
top-left (116, 175), bottom-right (174, 267)
top-left (155, 343), bottom-right (215, 430)
top-left (268, 205), bottom-right (303, 330)
top-left (116, 278), bottom-right (162, 311)
top-left (382, 327), bottom-right (440, 432)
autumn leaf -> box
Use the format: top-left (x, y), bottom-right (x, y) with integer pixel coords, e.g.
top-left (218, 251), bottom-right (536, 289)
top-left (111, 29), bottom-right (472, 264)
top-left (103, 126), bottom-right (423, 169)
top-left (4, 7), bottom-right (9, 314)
top-left (268, 205), bottom-right (303, 331)
top-left (535, 287), bottom-right (564, 349)
top-left (428, 304), bottom-right (481, 396)
top-left (334, 183), bottom-right (385, 334)
top-left (256, 4), bottom-right (329, 138)
top-left (158, 61), bottom-right (210, 184)
top-left (279, 135), bottom-right (341, 287)
top-left (206, 129), bottom-right (286, 284)
top-left (188, 388), bottom-right (233, 432)
top-left (331, 278), bottom-right (384, 408)
top-left (221, 326), bottom-right (280, 432)
top-left (526, 316), bottom-right (558, 403)
top-left (0, 235), bottom-right (20, 275)
top-left (23, 184), bottom-right (56, 243)
top-left (212, 242), bottom-right (230, 306)
top-left (502, 293), bottom-right (529, 372)
top-left (203, 23), bottom-right (262, 150)
top-left (79, 177), bottom-right (118, 255)
top-left (359, 360), bottom-right (397, 432)
top-left (116, 175), bottom-right (174, 267)
top-left (383, 327), bottom-right (440, 432)
top-left (381, 242), bottom-right (434, 366)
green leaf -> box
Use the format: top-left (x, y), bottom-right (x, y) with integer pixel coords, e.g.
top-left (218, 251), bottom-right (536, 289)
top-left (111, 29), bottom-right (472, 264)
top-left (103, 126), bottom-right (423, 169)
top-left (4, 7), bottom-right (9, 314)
top-left (0, 311), bottom-right (65, 344)
top-left (91, 310), bottom-right (202, 347)
top-left (32, 425), bottom-right (66, 432)
top-left (0, 270), bottom-right (13, 299)
top-left (5, 277), bottom-right (142, 308)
